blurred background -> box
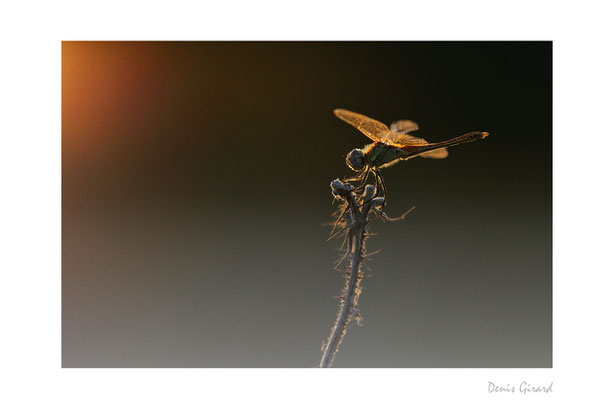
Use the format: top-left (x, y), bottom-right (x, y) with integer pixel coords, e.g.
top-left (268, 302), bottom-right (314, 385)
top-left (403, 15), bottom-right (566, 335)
top-left (62, 42), bottom-right (551, 367)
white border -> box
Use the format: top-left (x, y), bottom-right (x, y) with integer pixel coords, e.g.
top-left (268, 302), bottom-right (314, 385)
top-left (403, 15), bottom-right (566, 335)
top-left (2, 1), bottom-right (613, 408)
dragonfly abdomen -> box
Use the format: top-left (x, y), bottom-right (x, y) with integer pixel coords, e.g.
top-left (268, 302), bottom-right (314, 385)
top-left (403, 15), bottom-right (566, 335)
top-left (399, 145), bottom-right (425, 157)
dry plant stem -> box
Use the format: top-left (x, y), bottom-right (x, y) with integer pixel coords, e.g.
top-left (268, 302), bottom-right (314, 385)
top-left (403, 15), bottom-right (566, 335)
top-left (319, 182), bottom-right (368, 368)
top-left (320, 181), bottom-right (412, 367)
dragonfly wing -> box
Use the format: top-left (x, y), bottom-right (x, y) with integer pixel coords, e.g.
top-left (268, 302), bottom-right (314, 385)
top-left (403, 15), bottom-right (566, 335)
top-left (387, 132), bottom-right (429, 146)
top-left (334, 109), bottom-right (390, 142)
top-left (419, 147), bottom-right (448, 159)
top-left (390, 119), bottom-right (419, 133)
top-left (393, 133), bottom-right (449, 159)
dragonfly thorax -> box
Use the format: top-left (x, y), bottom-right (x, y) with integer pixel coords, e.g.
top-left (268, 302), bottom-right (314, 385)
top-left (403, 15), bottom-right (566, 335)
top-left (365, 143), bottom-right (406, 168)
top-left (347, 143), bottom-right (407, 172)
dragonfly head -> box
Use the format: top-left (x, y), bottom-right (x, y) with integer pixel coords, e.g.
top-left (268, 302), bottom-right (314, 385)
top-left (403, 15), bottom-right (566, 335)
top-left (346, 148), bottom-right (366, 172)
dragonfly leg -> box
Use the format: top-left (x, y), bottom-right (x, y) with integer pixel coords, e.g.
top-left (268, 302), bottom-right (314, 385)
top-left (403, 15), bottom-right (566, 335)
top-left (344, 167), bottom-right (370, 193)
top-left (343, 166), bottom-right (368, 184)
top-left (373, 169), bottom-right (387, 206)
top-left (372, 170), bottom-right (382, 198)
top-left (356, 170), bottom-right (370, 191)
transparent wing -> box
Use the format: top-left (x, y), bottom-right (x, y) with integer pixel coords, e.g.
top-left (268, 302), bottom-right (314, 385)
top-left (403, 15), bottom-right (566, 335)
top-left (390, 119), bottom-right (419, 133)
top-left (386, 132), bottom-right (429, 146)
top-left (334, 109), bottom-right (390, 142)
top-left (419, 147), bottom-right (448, 159)
top-left (388, 132), bottom-right (448, 157)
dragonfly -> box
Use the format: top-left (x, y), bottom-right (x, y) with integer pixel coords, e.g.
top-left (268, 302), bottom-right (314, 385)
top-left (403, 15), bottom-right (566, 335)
top-left (334, 108), bottom-right (489, 203)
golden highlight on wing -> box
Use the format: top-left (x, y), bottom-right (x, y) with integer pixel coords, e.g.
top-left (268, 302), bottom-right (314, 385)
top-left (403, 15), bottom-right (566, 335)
top-left (334, 109), bottom-right (390, 142)
top-left (390, 119), bottom-right (419, 133)
top-left (387, 132), bottom-right (429, 147)
top-left (419, 147), bottom-right (448, 159)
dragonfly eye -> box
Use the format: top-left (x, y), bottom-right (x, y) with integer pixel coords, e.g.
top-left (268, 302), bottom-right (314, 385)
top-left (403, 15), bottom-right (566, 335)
top-left (346, 149), bottom-right (366, 171)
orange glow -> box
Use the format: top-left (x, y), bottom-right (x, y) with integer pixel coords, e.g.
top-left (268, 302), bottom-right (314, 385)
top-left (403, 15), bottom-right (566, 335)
top-left (63, 42), bottom-right (175, 162)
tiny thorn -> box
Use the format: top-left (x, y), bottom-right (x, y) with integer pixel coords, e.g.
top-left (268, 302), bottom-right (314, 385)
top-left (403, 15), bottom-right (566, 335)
top-left (364, 249), bottom-right (382, 258)
top-left (373, 205), bottom-right (416, 222)
top-left (327, 226), bottom-right (349, 241)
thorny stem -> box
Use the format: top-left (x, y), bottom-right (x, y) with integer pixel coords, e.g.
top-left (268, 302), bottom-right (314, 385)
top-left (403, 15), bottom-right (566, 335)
top-left (320, 188), bottom-right (366, 368)
top-left (319, 180), bottom-right (411, 368)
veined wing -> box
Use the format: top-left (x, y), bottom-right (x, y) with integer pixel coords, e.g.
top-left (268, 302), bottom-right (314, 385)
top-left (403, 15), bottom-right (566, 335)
top-left (386, 132), bottom-right (428, 147)
top-left (389, 133), bottom-right (449, 159)
top-left (334, 109), bottom-right (390, 143)
top-left (390, 119), bottom-right (419, 133)
top-left (418, 147), bottom-right (448, 159)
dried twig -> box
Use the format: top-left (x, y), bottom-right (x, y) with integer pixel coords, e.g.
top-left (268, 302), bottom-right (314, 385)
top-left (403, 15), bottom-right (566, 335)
top-left (319, 180), bottom-right (409, 368)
